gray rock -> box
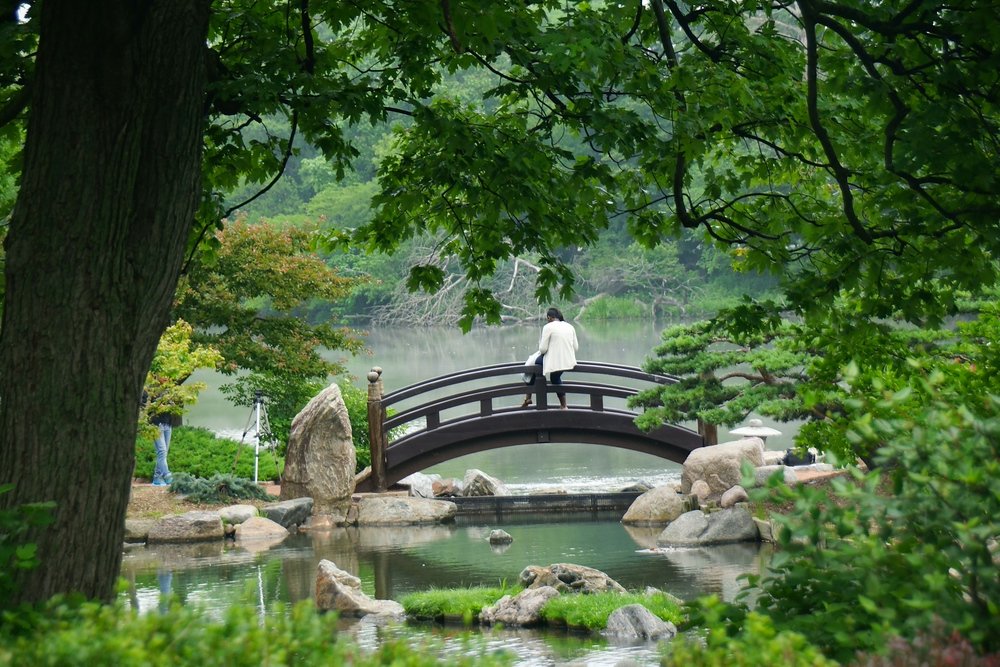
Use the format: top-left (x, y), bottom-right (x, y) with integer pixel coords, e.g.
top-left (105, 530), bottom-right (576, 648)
top-left (260, 497), bottom-right (314, 528)
top-left (462, 469), bottom-right (510, 496)
top-left (480, 585), bottom-right (560, 626)
top-left (399, 472), bottom-right (440, 498)
top-left (315, 559), bottom-right (404, 618)
top-left (761, 449), bottom-right (787, 466)
top-left (488, 529), bottom-right (513, 544)
top-left (520, 563), bottom-right (627, 594)
top-left (604, 604), bottom-right (677, 641)
top-left (657, 507), bottom-right (760, 547)
top-left (754, 465), bottom-right (799, 486)
top-left (218, 504), bottom-right (257, 525)
top-left (690, 480), bottom-right (711, 502)
top-left (431, 478), bottom-right (463, 497)
top-left (124, 519), bottom-right (155, 543)
top-left (753, 517), bottom-right (775, 542)
top-left (147, 511), bottom-right (224, 544)
top-left (235, 516), bottom-right (289, 542)
top-left (356, 496), bottom-right (457, 525)
top-left (681, 437), bottom-right (765, 495)
top-left (281, 383), bottom-right (355, 515)
top-left (720, 485), bottom-right (749, 508)
top-left (622, 484), bottom-right (692, 525)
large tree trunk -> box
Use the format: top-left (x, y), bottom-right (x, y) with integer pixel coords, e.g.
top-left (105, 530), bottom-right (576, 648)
top-left (0, 1), bottom-right (210, 604)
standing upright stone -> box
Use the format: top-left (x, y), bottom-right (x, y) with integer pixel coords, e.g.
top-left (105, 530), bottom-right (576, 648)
top-left (281, 383), bottom-right (356, 519)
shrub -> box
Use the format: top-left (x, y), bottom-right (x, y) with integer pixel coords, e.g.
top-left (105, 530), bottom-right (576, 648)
top-left (135, 426), bottom-right (283, 482)
top-left (168, 473), bottom-right (276, 504)
top-left (0, 596), bottom-right (513, 666)
top-left (660, 610), bottom-right (838, 667)
top-left (745, 379), bottom-right (1000, 661)
top-left (540, 590), bottom-right (685, 632)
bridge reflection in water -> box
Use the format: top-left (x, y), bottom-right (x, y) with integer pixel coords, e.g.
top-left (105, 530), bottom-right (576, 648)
top-left (357, 361), bottom-right (706, 492)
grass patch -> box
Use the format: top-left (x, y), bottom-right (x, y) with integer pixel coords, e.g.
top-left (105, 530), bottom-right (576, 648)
top-left (540, 590), bottom-right (685, 632)
top-left (401, 586), bottom-right (516, 625)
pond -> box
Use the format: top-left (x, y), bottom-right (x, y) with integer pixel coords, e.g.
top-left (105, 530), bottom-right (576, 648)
top-left (122, 514), bottom-right (770, 666)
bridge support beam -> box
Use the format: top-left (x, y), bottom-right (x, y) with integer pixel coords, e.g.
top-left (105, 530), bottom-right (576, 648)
top-left (367, 367), bottom-right (388, 492)
top-left (697, 419), bottom-right (718, 447)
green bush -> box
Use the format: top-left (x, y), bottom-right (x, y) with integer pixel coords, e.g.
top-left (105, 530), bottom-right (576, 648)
top-left (660, 610), bottom-right (838, 667)
top-left (402, 586), bottom-right (514, 625)
top-left (745, 379), bottom-right (1000, 661)
top-left (168, 473), bottom-right (276, 504)
top-left (135, 426), bottom-right (284, 483)
top-left (0, 596), bottom-right (513, 666)
top-left (540, 590), bottom-right (685, 632)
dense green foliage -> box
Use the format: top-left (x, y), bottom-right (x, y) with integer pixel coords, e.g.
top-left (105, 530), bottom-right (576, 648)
top-left (175, 220), bottom-right (365, 446)
top-left (135, 427), bottom-right (283, 483)
top-left (634, 304), bottom-right (1000, 464)
top-left (0, 597), bottom-right (512, 666)
top-left (661, 611), bottom-right (838, 667)
top-left (401, 586), bottom-right (514, 625)
top-left (714, 371), bottom-right (1000, 661)
top-left (540, 590), bottom-right (685, 632)
top-left (139, 321), bottom-right (221, 441)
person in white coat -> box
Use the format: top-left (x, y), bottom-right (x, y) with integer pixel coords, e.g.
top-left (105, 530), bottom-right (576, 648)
top-left (521, 307), bottom-right (579, 409)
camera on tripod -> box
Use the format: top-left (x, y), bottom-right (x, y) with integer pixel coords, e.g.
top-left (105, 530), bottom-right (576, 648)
top-left (234, 387), bottom-right (277, 483)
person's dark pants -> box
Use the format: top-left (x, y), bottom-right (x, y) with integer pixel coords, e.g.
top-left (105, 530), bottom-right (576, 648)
top-left (534, 355), bottom-right (565, 397)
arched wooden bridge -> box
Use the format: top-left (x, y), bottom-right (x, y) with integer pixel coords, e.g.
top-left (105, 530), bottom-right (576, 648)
top-left (355, 361), bottom-right (706, 492)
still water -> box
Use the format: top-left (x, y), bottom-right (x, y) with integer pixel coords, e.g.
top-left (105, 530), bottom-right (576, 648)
top-left (122, 516), bottom-right (770, 666)
top-left (127, 321), bottom-right (789, 666)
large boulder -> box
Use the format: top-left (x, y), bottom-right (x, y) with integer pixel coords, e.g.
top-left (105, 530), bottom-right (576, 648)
top-left (480, 586), bottom-right (560, 626)
top-left (462, 469), bottom-right (510, 496)
top-left (681, 437), bottom-right (765, 495)
top-left (520, 563), bottom-right (627, 594)
top-left (621, 484), bottom-right (692, 525)
top-left (355, 496), bottom-right (457, 525)
top-left (260, 497), bottom-right (314, 529)
top-left (281, 383), bottom-right (356, 516)
top-left (147, 511), bottom-right (224, 544)
top-left (315, 559), bottom-right (404, 618)
top-left (656, 507), bottom-right (760, 547)
top-left (604, 604), bottom-right (678, 642)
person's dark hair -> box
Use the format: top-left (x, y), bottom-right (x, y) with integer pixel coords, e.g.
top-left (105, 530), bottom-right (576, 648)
top-left (546, 307), bottom-right (564, 321)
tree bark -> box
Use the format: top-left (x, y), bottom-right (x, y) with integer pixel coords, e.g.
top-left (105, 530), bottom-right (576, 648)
top-left (0, 0), bottom-right (210, 604)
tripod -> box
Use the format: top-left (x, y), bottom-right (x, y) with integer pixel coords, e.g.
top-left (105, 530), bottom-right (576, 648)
top-left (234, 390), bottom-right (279, 483)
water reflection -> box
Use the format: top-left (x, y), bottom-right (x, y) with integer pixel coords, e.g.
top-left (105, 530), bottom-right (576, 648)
top-left (123, 517), bottom-right (766, 613)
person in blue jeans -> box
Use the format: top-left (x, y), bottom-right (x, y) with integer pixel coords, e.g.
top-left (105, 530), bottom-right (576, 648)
top-left (151, 411), bottom-right (173, 487)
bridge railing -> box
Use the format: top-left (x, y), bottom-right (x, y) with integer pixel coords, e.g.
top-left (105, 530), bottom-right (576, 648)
top-left (364, 361), bottom-right (682, 491)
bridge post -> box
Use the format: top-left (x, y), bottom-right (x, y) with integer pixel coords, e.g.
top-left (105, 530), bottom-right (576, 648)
top-left (697, 419), bottom-right (718, 446)
top-left (367, 367), bottom-right (388, 492)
